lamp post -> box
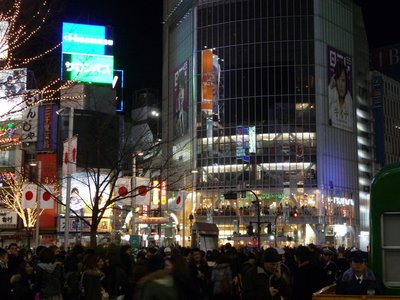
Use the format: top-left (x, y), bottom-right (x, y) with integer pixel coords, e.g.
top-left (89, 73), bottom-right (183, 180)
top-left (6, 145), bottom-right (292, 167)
top-left (57, 107), bottom-right (74, 251)
top-left (29, 161), bottom-right (42, 248)
top-left (131, 154), bottom-right (137, 235)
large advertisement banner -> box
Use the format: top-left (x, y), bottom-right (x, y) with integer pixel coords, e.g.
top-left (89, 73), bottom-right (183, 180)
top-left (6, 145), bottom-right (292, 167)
top-left (0, 68), bottom-right (27, 121)
top-left (201, 49), bottom-right (213, 114)
top-left (173, 60), bottom-right (188, 137)
top-left (327, 46), bottom-right (353, 132)
top-left (61, 22), bottom-right (114, 85)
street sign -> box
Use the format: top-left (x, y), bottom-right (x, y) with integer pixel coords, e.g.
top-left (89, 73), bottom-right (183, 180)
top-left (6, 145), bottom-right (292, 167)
top-left (129, 234), bottom-right (140, 249)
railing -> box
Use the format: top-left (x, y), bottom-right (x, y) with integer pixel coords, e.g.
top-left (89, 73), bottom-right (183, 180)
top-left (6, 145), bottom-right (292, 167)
top-left (313, 284), bottom-right (400, 300)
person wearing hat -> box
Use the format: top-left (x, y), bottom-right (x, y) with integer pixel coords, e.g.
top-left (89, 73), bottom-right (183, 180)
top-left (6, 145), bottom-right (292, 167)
top-left (241, 247), bottom-right (291, 300)
top-left (321, 247), bottom-right (338, 287)
top-left (336, 250), bottom-right (384, 295)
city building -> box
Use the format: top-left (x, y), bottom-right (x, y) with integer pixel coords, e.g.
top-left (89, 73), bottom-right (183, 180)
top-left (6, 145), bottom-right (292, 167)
top-left (371, 71), bottom-right (400, 168)
top-left (162, 0), bottom-right (373, 249)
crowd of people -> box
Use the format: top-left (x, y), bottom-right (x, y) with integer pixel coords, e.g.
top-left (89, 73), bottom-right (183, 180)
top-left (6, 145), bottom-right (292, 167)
top-left (0, 241), bottom-right (385, 300)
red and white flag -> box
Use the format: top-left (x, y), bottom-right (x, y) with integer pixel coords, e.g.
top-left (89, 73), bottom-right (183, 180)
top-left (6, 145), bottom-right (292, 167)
top-left (114, 177), bottom-right (131, 205)
top-left (40, 185), bottom-right (54, 209)
top-left (62, 135), bottom-right (78, 176)
top-left (22, 183), bottom-right (37, 209)
top-left (135, 177), bottom-right (150, 205)
top-left (169, 190), bottom-right (188, 212)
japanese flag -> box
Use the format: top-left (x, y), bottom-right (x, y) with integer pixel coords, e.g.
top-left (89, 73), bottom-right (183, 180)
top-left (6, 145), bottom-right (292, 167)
top-left (114, 177), bottom-right (131, 205)
top-left (62, 135), bottom-right (78, 176)
top-left (169, 191), bottom-right (188, 212)
top-left (135, 177), bottom-right (150, 205)
top-left (22, 183), bottom-right (37, 209)
top-left (40, 185), bottom-right (54, 209)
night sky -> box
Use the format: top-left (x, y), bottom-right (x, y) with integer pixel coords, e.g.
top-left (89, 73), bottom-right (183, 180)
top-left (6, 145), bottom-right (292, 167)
top-left (57, 1), bottom-right (398, 105)
top-left (61, 0), bottom-right (163, 102)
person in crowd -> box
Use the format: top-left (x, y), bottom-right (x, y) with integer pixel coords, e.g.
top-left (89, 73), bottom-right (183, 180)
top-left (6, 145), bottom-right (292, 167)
top-left (336, 250), bottom-right (384, 295)
top-left (0, 247), bottom-right (12, 299)
top-left (144, 246), bottom-right (164, 273)
top-left (8, 243), bottom-right (24, 276)
top-left (292, 245), bottom-right (323, 300)
top-left (103, 251), bottom-right (127, 300)
top-left (211, 253), bottom-right (232, 299)
top-left (135, 253), bottom-right (195, 300)
top-left (189, 247), bottom-right (212, 300)
top-left (80, 252), bottom-right (106, 300)
top-left (35, 247), bottom-right (64, 300)
top-left (335, 247), bottom-right (350, 278)
top-left (10, 261), bottom-right (36, 300)
top-left (63, 244), bottom-right (85, 299)
top-left (321, 248), bottom-right (338, 287)
top-left (240, 251), bottom-right (258, 300)
top-left (242, 247), bottom-right (291, 300)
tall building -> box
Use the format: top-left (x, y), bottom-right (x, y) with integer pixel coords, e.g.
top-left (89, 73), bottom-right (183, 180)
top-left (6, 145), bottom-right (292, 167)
top-left (162, 0), bottom-right (372, 249)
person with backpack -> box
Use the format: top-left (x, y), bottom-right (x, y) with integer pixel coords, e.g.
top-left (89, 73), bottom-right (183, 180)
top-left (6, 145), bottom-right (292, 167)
top-left (35, 247), bottom-right (64, 300)
top-left (211, 254), bottom-right (232, 299)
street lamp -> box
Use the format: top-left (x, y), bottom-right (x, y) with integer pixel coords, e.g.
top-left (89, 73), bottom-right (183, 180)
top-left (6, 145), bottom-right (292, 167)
top-left (57, 107), bottom-right (74, 251)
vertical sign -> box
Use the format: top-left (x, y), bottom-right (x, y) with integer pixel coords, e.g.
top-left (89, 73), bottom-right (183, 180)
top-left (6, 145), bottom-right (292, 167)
top-left (201, 49), bottom-right (213, 115)
top-left (173, 61), bottom-right (188, 137)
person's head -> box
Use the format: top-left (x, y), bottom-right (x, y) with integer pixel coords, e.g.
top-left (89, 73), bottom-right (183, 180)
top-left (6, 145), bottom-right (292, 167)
top-left (8, 243), bottom-right (19, 256)
top-left (164, 256), bottom-right (174, 274)
top-left (0, 247), bottom-right (8, 263)
top-left (71, 187), bottom-right (79, 198)
top-left (19, 261), bottom-right (34, 276)
top-left (322, 248), bottom-right (335, 261)
top-left (164, 247), bottom-right (172, 256)
top-left (7, 75), bottom-right (13, 83)
top-left (83, 252), bottom-right (100, 270)
top-left (334, 61), bottom-right (348, 98)
top-left (263, 247), bottom-right (281, 274)
top-left (96, 256), bottom-right (105, 270)
top-left (294, 245), bottom-right (311, 264)
top-left (39, 247), bottom-right (56, 264)
top-left (350, 250), bottom-right (368, 276)
top-left (190, 247), bottom-right (203, 263)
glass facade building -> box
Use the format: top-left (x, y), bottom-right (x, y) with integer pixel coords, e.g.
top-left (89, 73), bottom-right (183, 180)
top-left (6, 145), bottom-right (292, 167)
top-left (162, 0), bottom-right (372, 249)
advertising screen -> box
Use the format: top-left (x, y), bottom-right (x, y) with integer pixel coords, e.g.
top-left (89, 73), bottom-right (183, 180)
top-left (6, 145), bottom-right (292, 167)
top-left (327, 46), bottom-right (353, 132)
top-left (0, 68), bottom-right (27, 121)
top-left (61, 22), bottom-right (114, 85)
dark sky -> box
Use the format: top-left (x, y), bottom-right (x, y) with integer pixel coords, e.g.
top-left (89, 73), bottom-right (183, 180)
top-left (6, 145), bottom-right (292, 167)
top-left (57, 1), bottom-right (398, 103)
top-left (61, 0), bottom-right (163, 102)
top-left (359, 2), bottom-right (400, 49)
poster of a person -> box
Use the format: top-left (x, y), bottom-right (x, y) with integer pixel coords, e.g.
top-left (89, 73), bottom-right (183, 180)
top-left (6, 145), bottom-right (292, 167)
top-left (328, 46), bottom-right (354, 132)
top-left (69, 187), bottom-right (85, 214)
top-left (174, 61), bottom-right (188, 137)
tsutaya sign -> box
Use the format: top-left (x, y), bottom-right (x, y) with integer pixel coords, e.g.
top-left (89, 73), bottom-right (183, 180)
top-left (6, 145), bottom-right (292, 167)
top-left (61, 22), bottom-right (114, 84)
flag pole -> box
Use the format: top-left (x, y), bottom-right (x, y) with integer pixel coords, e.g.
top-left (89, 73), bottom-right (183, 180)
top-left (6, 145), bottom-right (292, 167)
top-left (35, 161), bottom-right (42, 248)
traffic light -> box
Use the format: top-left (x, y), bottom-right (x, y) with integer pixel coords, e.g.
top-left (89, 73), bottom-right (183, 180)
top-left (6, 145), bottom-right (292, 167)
top-left (246, 224), bottom-right (254, 236)
top-left (293, 211), bottom-right (298, 218)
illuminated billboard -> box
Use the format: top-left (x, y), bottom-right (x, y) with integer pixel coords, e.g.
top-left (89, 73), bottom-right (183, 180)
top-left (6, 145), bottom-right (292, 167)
top-left (327, 46), bottom-right (353, 132)
top-left (61, 22), bottom-right (114, 84)
top-left (0, 21), bottom-right (9, 61)
top-left (0, 68), bottom-right (27, 121)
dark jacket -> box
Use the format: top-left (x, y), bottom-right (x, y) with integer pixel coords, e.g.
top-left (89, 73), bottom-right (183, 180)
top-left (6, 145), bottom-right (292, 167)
top-left (0, 261), bottom-right (12, 300)
top-left (242, 264), bottom-right (291, 300)
top-left (10, 273), bottom-right (36, 300)
top-left (36, 262), bottom-right (64, 300)
top-left (336, 267), bottom-right (385, 295)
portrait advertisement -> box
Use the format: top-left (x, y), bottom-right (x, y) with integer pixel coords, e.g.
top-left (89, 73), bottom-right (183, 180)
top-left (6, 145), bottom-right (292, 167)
top-left (61, 173), bottom-right (112, 217)
top-left (327, 46), bottom-right (354, 132)
top-left (0, 68), bottom-right (27, 121)
top-left (173, 60), bottom-right (188, 137)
